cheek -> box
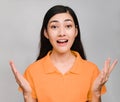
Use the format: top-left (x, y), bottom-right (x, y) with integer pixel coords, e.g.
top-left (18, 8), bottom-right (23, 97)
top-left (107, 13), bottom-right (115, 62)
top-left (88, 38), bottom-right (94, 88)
top-left (47, 30), bottom-right (56, 39)
top-left (69, 31), bottom-right (77, 39)
top-left (69, 33), bottom-right (77, 45)
top-left (47, 34), bottom-right (56, 45)
top-left (48, 34), bottom-right (56, 41)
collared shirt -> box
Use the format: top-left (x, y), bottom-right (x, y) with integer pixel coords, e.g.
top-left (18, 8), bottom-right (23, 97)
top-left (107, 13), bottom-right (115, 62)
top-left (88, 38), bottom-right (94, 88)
top-left (24, 51), bottom-right (106, 102)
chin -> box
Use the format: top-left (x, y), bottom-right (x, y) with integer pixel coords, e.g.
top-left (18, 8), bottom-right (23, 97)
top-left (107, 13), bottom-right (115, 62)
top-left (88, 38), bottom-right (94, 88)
top-left (56, 49), bottom-right (71, 54)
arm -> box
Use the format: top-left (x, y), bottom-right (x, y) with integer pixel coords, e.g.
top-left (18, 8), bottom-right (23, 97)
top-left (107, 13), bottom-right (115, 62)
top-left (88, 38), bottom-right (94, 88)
top-left (91, 92), bottom-right (101, 102)
top-left (23, 92), bottom-right (37, 102)
top-left (90, 58), bottom-right (118, 102)
top-left (88, 93), bottom-right (101, 102)
top-left (9, 61), bottom-right (37, 102)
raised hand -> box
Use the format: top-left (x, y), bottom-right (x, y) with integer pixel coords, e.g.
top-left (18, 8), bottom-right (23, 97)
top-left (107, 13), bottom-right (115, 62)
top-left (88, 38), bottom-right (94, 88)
top-left (9, 61), bottom-right (32, 94)
top-left (92, 58), bottom-right (118, 95)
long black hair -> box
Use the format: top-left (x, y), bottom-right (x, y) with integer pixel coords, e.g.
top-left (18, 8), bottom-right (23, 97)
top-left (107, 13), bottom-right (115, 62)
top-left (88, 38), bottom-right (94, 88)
top-left (36, 5), bottom-right (86, 60)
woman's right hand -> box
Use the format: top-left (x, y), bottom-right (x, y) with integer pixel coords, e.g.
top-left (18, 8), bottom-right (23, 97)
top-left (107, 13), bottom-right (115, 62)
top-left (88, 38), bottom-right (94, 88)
top-left (9, 61), bottom-right (32, 94)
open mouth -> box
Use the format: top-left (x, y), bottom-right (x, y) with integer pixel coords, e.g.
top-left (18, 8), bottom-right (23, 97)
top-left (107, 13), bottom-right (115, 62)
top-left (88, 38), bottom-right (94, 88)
top-left (57, 39), bottom-right (68, 44)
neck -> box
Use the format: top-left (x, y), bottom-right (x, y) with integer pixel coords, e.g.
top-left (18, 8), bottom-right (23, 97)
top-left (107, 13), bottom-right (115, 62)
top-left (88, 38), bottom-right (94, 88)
top-left (49, 50), bottom-right (76, 75)
top-left (50, 50), bottom-right (75, 63)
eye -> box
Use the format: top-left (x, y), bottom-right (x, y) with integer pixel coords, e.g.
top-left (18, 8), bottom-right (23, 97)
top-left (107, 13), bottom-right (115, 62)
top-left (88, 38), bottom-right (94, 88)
top-left (66, 25), bottom-right (72, 29)
top-left (51, 25), bottom-right (58, 29)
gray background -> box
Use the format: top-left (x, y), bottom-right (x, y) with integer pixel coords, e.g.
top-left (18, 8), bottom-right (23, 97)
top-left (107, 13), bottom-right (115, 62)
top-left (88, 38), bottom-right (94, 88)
top-left (0, 0), bottom-right (120, 102)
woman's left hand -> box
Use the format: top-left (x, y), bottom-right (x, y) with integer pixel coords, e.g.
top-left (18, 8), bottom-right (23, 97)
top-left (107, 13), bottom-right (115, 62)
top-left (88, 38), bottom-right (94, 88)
top-left (92, 58), bottom-right (118, 95)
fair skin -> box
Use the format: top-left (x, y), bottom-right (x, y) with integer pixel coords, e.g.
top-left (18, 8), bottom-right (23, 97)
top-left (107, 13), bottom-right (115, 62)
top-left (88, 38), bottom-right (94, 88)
top-left (44, 13), bottom-right (78, 74)
top-left (9, 13), bottom-right (118, 102)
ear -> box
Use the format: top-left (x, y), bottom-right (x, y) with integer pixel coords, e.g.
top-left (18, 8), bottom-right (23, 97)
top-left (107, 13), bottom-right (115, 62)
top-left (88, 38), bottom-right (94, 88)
top-left (44, 29), bottom-right (49, 39)
top-left (75, 27), bottom-right (78, 37)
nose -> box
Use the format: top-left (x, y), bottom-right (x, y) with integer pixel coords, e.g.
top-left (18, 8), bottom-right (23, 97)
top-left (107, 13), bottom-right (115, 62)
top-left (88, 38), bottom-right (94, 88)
top-left (58, 26), bottom-right (66, 37)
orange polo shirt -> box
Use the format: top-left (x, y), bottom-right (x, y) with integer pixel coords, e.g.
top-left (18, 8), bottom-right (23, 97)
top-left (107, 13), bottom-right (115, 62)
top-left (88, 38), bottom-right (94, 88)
top-left (23, 51), bottom-right (106, 102)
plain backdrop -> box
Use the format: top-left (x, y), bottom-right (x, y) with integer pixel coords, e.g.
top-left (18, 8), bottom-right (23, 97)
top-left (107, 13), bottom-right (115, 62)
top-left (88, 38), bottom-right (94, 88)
top-left (0, 0), bottom-right (120, 102)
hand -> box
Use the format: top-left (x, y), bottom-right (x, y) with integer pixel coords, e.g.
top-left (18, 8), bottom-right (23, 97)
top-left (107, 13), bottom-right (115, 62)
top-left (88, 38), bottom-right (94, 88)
top-left (92, 58), bottom-right (118, 95)
top-left (9, 61), bottom-right (32, 94)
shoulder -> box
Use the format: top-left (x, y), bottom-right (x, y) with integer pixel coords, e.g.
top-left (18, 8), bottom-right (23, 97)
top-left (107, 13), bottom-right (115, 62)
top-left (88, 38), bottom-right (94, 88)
top-left (73, 51), bottom-right (100, 73)
top-left (74, 51), bottom-right (98, 68)
top-left (83, 60), bottom-right (100, 73)
top-left (24, 55), bottom-right (48, 75)
top-left (82, 59), bottom-right (98, 70)
top-left (79, 59), bottom-right (100, 78)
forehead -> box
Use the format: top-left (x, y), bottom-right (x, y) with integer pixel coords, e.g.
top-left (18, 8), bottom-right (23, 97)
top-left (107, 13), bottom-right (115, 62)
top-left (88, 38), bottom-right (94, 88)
top-left (48, 13), bottom-right (74, 23)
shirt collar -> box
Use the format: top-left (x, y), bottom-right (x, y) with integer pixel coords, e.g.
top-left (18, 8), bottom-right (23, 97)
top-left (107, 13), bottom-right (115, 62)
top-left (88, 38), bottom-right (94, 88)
top-left (43, 51), bottom-right (57, 74)
top-left (69, 51), bottom-right (84, 74)
top-left (43, 51), bottom-right (85, 74)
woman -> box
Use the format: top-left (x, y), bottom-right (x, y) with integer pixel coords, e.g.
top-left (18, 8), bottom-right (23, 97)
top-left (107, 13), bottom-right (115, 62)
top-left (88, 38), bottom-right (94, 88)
top-left (9, 5), bottom-right (117, 102)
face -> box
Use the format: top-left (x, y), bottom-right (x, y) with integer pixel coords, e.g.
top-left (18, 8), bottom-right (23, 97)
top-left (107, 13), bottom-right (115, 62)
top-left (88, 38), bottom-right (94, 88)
top-left (44, 12), bottom-right (78, 54)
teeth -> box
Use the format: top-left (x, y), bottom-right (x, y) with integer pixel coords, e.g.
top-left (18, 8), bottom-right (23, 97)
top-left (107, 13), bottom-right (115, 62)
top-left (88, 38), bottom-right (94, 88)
top-left (57, 39), bottom-right (67, 42)
top-left (57, 39), bottom-right (68, 43)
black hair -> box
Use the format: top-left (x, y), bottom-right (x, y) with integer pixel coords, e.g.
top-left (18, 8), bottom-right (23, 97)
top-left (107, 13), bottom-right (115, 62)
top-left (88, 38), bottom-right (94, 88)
top-left (36, 5), bottom-right (86, 60)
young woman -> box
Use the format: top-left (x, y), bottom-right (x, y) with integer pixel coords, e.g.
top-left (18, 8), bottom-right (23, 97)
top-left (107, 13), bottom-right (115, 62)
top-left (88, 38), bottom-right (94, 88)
top-left (9, 5), bottom-right (117, 102)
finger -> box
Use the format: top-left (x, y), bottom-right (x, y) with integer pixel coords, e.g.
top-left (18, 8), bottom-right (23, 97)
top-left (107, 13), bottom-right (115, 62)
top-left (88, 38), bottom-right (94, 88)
top-left (9, 61), bottom-right (23, 85)
top-left (100, 70), bottom-right (108, 85)
top-left (9, 60), bottom-right (18, 76)
top-left (109, 59), bottom-right (118, 74)
top-left (102, 58), bottom-right (111, 75)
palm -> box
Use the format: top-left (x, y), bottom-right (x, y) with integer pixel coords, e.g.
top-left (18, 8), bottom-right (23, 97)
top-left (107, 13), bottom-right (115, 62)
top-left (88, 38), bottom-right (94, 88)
top-left (92, 58), bottom-right (118, 93)
top-left (9, 61), bottom-right (31, 93)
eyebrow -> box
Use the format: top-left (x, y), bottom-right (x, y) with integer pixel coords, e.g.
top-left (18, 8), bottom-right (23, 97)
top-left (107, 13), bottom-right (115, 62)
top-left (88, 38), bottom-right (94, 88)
top-left (49, 20), bottom-right (58, 24)
top-left (64, 19), bottom-right (73, 22)
top-left (49, 19), bottom-right (73, 24)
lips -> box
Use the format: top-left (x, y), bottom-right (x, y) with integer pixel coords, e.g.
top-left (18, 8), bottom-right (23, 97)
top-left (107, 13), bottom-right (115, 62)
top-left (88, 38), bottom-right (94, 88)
top-left (57, 39), bottom-right (68, 43)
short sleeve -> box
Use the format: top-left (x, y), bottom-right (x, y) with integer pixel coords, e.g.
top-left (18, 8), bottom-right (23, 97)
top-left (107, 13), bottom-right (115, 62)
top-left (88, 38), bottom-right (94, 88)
top-left (18, 67), bottom-right (37, 99)
top-left (87, 65), bottom-right (107, 101)
top-left (24, 68), bottom-right (37, 98)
